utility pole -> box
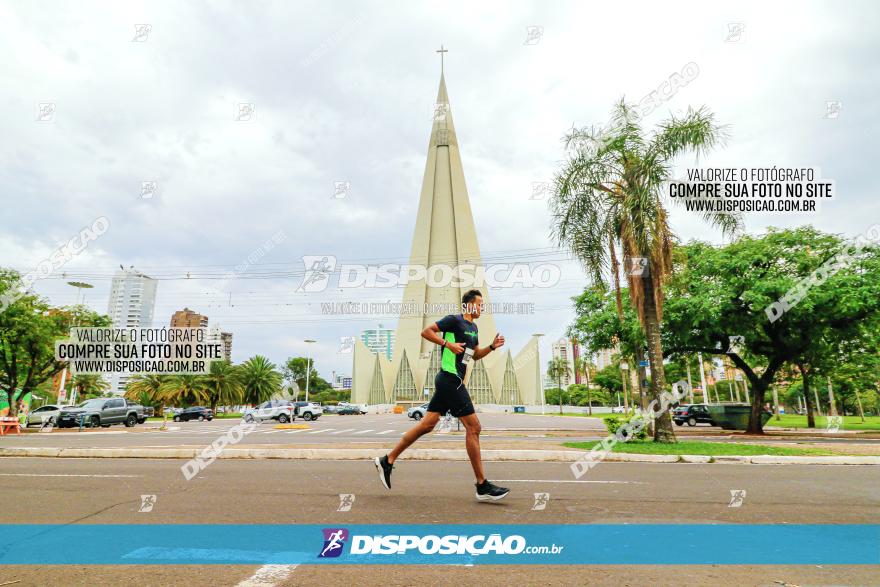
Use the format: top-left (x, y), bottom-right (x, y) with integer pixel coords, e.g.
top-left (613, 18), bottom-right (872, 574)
top-left (698, 352), bottom-right (709, 405)
top-left (686, 360), bottom-right (694, 404)
top-left (304, 339), bottom-right (316, 403)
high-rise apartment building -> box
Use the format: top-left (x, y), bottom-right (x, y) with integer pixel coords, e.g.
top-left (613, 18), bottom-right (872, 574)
top-left (106, 267), bottom-right (157, 394)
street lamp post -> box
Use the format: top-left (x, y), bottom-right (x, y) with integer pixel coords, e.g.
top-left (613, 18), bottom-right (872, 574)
top-left (304, 339), bottom-right (316, 403)
top-left (533, 334), bottom-right (544, 415)
top-left (64, 281), bottom-right (93, 406)
top-left (67, 281), bottom-right (94, 306)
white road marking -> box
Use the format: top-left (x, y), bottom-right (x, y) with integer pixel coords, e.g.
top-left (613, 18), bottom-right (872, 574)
top-left (284, 429), bottom-right (306, 434)
top-left (237, 564), bottom-right (299, 587)
top-left (308, 429), bottom-right (333, 434)
top-left (0, 473), bottom-right (140, 478)
top-left (330, 429), bottom-right (357, 434)
top-left (492, 479), bottom-right (646, 484)
top-left (352, 429), bottom-right (374, 435)
top-left (376, 430), bottom-right (398, 435)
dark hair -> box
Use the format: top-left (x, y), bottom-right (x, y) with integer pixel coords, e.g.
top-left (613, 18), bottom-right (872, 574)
top-left (462, 289), bottom-right (482, 304)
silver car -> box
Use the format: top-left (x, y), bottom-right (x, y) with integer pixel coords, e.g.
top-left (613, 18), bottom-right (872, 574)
top-left (26, 404), bottom-right (61, 427)
top-left (242, 400), bottom-right (297, 423)
top-left (407, 403), bottom-right (429, 421)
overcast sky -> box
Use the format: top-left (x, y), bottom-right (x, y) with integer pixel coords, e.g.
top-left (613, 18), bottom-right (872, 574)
top-left (1, 0), bottom-right (877, 380)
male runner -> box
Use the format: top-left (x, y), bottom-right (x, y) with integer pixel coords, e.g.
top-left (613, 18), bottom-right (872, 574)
top-left (374, 289), bottom-right (510, 501)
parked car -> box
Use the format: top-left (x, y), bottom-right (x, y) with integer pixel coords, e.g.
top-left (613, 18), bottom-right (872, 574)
top-left (323, 405), bottom-right (339, 414)
top-left (26, 404), bottom-right (62, 427)
top-left (407, 403), bottom-right (429, 421)
top-left (173, 406), bottom-right (214, 422)
top-left (293, 401), bottom-right (323, 421)
top-left (57, 398), bottom-right (146, 428)
top-left (673, 404), bottom-right (716, 427)
top-left (242, 400), bottom-right (297, 423)
top-left (336, 405), bottom-right (366, 415)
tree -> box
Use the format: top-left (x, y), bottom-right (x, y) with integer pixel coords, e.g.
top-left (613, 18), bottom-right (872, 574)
top-left (159, 374), bottom-right (208, 407)
top-left (574, 356), bottom-right (596, 414)
top-left (239, 355), bottom-right (283, 406)
top-left (70, 374), bottom-right (110, 400)
top-left (0, 269), bottom-right (110, 416)
top-left (283, 357), bottom-right (319, 397)
top-left (125, 374), bottom-right (171, 409)
top-left (593, 364), bottom-right (624, 396)
top-left (546, 357), bottom-right (571, 414)
top-left (202, 360), bottom-right (243, 413)
top-left (662, 227), bottom-right (880, 433)
top-left (550, 100), bottom-right (739, 442)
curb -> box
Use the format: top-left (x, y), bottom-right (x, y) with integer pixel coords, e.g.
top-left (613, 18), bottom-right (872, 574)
top-left (1, 446), bottom-right (878, 465)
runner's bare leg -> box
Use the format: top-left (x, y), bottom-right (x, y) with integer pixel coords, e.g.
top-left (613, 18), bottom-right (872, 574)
top-left (458, 413), bottom-right (485, 483)
top-left (387, 411), bottom-right (440, 464)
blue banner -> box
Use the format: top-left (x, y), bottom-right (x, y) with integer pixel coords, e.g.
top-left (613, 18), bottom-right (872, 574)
top-left (0, 524), bottom-right (876, 565)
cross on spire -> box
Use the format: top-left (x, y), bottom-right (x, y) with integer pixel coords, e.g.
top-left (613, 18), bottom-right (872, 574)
top-left (436, 44), bottom-right (448, 74)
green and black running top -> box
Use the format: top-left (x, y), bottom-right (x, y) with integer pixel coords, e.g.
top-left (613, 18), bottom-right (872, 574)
top-left (436, 314), bottom-right (479, 378)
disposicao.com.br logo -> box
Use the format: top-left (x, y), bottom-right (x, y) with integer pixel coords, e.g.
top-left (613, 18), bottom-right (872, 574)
top-left (319, 528), bottom-right (563, 558)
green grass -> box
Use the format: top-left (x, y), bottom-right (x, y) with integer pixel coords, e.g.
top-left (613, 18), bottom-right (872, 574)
top-left (765, 414), bottom-right (880, 431)
top-left (538, 412), bottom-right (880, 431)
top-left (563, 440), bottom-right (837, 457)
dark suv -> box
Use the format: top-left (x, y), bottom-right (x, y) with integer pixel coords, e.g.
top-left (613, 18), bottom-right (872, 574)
top-left (173, 406), bottom-right (214, 422)
top-left (672, 404), bottom-right (715, 427)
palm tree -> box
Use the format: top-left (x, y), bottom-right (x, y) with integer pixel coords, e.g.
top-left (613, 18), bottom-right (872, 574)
top-left (203, 360), bottom-right (243, 414)
top-left (238, 356), bottom-right (283, 406)
top-left (551, 100), bottom-right (741, 442)
top-left (160, 374), bottom-right (208, 407)
top-left (547, 357), bottom-right (572, 415)
top-left (71, 374), bottom-right (110, 400)
top-left (574, 356), bottom-right (595, 415)
top-left (125, 374), bottom-right (170, 411)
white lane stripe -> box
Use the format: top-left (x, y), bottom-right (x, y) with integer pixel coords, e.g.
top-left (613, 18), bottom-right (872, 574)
top-left (376, 430), bottom-right (397, 435)
top-left (308, 429), bottom-right (333, 434)
top-left (492, 479), bottom-right (646, 484)
top-left (330, 429), bottom-right (356, 435)
top-left (0, 473), bottom-right (140, 478)
top-left (284, 429), bottom-right (306, 434)
top-left (237, 564), bottom-right (299, 586)
top-left (352, 429), bottom-right (374, 435)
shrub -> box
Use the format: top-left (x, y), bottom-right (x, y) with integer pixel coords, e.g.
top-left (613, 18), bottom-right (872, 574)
top-left (603, 415), bottom-right (648, 441)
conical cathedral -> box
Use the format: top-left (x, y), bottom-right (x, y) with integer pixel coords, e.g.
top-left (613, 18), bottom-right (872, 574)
top-left (351, 68), bottom-right (542, 407)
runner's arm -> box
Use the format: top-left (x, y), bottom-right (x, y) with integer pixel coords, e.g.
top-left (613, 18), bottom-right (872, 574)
top-left (421, 323), bottom-right (464, 354)
top-left (474, 333), bottom-right (505, 360)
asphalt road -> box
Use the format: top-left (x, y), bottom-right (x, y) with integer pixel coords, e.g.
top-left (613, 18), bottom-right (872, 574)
top-left (1, 457), bottom-right (877, 586)
top-left (2, 413), bottom-right (604, 447)
top-left (4, 413), bottom-right (877, 449)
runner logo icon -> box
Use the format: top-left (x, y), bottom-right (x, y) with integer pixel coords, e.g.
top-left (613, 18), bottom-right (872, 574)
top-left (319, 528), bottom-right (349, 558)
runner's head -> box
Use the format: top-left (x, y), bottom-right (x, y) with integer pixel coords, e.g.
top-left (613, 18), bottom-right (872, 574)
top-left (462, 289), bottom-right (483, 319)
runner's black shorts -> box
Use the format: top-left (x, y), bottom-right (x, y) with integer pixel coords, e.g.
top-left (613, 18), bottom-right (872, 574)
top-left (427, 370), bottom-right (475, 417)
